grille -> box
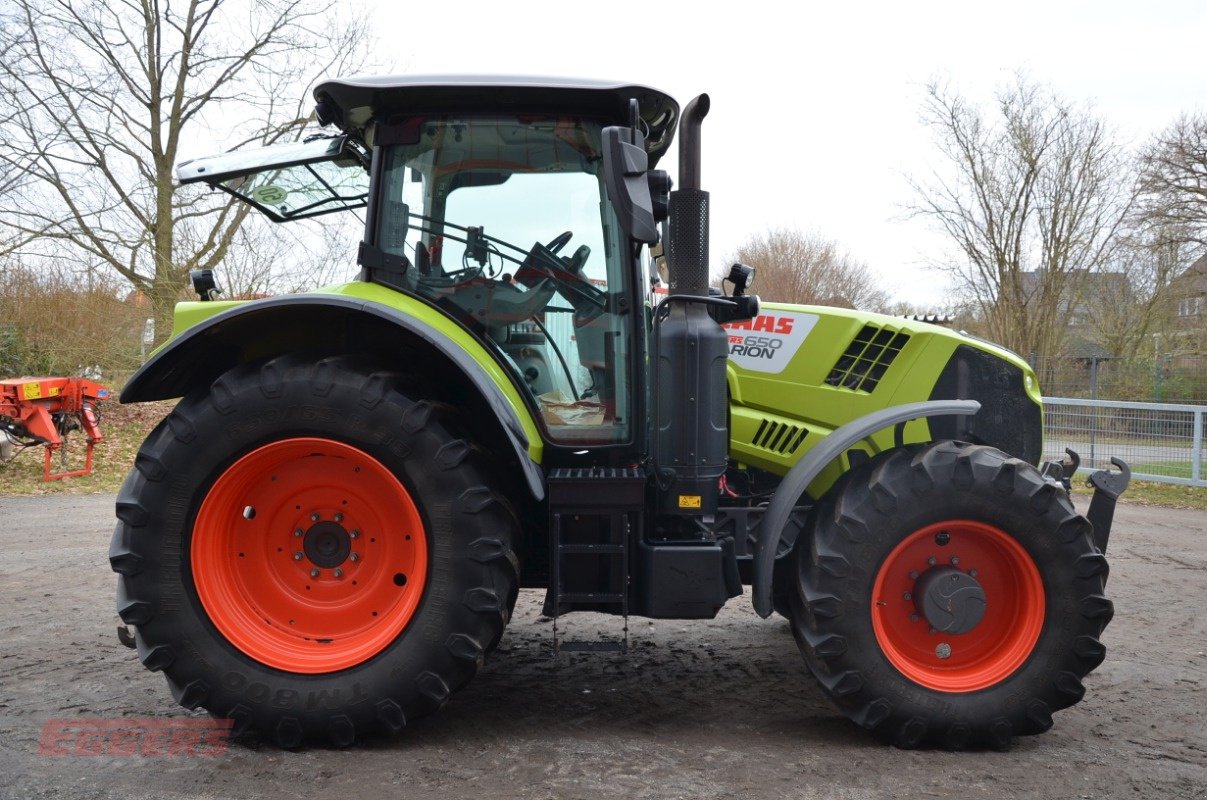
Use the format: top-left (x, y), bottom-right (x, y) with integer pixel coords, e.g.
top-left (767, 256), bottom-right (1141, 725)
top-left (751, 418), bottom-right (808, 455)
top-left (825, 324), bottom-right (911, 393)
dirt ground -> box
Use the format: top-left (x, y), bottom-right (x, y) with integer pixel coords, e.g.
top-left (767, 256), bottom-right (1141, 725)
top-left (0, 494), bottom-right (1203, 800)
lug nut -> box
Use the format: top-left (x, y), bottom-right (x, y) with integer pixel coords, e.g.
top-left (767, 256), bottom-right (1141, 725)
top-left (349, 552), bottom-right (360, 563)
top-left (936, 642), bottom-right (952, 659)
top-left (969, 569), bottom-right (978, 578)
top-left (293, 528), bottom-right (304, 538)
top-left (909, 571), bottom-right (919, 580)
top-left (927, 556), bottom-right (937, 566)
top-left (350, 530), bottom-right (360, 539)
top-left (950, 556), bottom-right (960, 566)
top-left (293, 551), bottom-right (304, 561)
top-left (902, 592), bottom-right (912, 601)
top-left (333, 568), bottom-right (344, 579)
top-left (310, 512), bottom-right (321, 522)
top-left (310, 568), bottom-right (320, 578)
top-left (910, 613), bottom-right (920, 623)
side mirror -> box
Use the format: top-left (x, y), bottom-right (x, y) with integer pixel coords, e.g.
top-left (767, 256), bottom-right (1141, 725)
top-left (602, 125), bottom-right (658, 243)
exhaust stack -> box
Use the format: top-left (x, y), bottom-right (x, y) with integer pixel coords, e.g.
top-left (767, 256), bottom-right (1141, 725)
top-left (664, 94), bottom-right (710, 296)
top-left (654, 94), bottom-right (728, 519)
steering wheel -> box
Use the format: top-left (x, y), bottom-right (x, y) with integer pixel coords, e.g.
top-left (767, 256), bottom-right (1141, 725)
top-left (545, 230), bottom-right (573, 254)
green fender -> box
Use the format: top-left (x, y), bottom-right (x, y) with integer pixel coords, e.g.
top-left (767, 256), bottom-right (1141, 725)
top-left (122, 286), bottom-right (545, 500)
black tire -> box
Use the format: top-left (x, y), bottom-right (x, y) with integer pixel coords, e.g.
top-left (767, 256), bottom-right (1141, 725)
top-left (109, 355), bottom-right (520, 747)
top-left (789, 440), bottom-right (1111, 750)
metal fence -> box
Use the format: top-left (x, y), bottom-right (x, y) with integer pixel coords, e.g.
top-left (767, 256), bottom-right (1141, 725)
top-left (1042, 397), bottom-right (1206, 487)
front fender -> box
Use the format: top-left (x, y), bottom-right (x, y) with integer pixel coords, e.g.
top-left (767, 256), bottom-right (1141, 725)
top-left (122, 292), bottom-right (545, 501)
top-left (750, 400), bottom-right (980, 618)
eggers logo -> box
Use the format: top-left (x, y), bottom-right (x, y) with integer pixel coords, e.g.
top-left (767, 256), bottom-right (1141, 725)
top-left (39, 718), bottom-right (232, 757)
top-left (722, 310), bottom-right (819, 375)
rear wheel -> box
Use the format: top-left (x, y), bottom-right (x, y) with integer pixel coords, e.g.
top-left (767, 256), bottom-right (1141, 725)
top-left (110, 356), bottom-right (519, 746)
top-left (790, 441), bottom-right (1111, 749)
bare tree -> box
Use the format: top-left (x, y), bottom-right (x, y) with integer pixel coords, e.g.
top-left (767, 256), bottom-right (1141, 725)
top-left (1079, 232), bottom-right (1186, 358)
top-left (0, 0), bottom-right (366, 345)
top-left (1138, 114), bottom-right (1207, 249)
top-left (726, 228), bottom-right (890, 310)
top-left (909, 77), bottom-right (1133, 359)
top-left (212, 217), bottom-right (359, 298)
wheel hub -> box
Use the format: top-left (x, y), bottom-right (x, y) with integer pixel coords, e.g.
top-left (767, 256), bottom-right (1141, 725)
top-left (913, 566), bottom-right (987, 634)
top-left (871, 519), bottom-right (1045, 692)
top-left (303, 521), bottom-right (352, 568)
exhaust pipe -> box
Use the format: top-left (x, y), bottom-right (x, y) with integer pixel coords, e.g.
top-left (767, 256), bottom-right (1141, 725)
top-left (678, 94), bottom-right (709, 193)
top-left (665, 95), bottom-right (711, 298)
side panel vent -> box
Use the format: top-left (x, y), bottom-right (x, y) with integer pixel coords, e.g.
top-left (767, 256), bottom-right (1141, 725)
top-left (825, 324), bottom-right (910, 393)
top-left (751, 418), bottom-right (808, 455)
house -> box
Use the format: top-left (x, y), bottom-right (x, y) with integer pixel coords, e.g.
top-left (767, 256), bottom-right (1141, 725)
top-left (1017, 269), bottom-right (1131, 331)
top-left (1169, 253), bottom-right (1207, 345)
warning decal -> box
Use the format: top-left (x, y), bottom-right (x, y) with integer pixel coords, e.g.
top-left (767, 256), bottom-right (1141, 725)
top-left (722, 311), bottom-right (819, 375)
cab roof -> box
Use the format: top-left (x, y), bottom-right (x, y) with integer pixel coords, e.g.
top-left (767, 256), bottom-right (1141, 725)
top-left (313, 74), bottom-right (680, 165)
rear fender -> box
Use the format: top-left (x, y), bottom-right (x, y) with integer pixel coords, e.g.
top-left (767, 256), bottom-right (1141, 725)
top-left (121, 294), bottom-right (545, 501)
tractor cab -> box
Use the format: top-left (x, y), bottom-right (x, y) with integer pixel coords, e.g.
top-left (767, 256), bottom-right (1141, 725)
top-left (178, 76), bottom-right (684, 450)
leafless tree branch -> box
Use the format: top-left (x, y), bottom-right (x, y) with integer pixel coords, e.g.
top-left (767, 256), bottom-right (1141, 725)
top-left (0, 0), bottom-right (368, 344)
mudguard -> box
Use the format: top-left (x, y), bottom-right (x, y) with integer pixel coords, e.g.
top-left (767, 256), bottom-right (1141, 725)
top-left (121, 293), bottom-right (546, 501)
top-left (751, 399), bottom-right (980, 617)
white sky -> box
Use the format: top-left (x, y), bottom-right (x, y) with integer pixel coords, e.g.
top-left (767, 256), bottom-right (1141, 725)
top-left (304, 0), bottom-right (1207, 308)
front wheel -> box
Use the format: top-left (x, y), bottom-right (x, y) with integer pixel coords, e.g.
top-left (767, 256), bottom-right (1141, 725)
top-left (790, 441), bottom-right (1112, 749)
top-left (110, 356), bottom-right (519, 746)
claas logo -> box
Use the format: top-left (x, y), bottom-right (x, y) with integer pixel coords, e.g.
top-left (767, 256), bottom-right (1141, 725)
top-left (722, 315), bottom-right (794, 334)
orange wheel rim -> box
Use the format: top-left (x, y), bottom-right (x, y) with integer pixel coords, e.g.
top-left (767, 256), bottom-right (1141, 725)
top-left (871, 520), bottom-right (1044, 692)
top-left (191, 438), bottom-right (428, 673)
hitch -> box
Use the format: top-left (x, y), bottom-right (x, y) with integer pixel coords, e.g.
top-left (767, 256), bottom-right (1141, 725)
top-left (1040, 450), bottom-right (1129, 554)
top-left (1040, 448), bottom-right (1083, 492)
top-left (1086, 457), bottom-right (1130, 554)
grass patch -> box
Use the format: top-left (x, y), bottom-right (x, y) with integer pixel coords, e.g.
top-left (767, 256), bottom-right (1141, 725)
top-left (1108, 480), bottom-right (1207, 510)
top-left (1128, 460), bottom-right (1194, 479)
top-left (1, 399), bottom-right (175, 495)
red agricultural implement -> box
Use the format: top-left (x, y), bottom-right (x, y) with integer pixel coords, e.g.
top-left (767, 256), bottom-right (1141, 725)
top-left (0, 377), bottom-right (110, 481)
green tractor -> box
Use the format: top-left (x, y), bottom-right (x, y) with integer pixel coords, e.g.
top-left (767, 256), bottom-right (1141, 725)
top-left (111, 76), bottom-right (1127, 749)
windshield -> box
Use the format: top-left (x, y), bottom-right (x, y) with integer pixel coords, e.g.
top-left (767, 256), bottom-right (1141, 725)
top-left (377, 116), bottom-right (634, 445)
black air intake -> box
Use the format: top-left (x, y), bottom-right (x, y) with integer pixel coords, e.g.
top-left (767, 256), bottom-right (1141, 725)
top-left (825, 324), bottom-right (911, 393)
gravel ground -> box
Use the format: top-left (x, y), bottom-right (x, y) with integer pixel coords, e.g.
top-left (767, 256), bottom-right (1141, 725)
top-left (0, 494), bottom-right (1203, 800)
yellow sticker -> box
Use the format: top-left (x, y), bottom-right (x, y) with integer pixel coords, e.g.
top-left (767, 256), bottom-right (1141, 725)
top-left (23, 382), bottom-right (42, 400)
top-left (47, 385), bottom-right (61, 397)
top-left (678, 494), bottom-right (702, 509)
